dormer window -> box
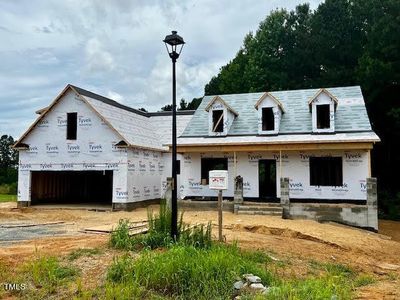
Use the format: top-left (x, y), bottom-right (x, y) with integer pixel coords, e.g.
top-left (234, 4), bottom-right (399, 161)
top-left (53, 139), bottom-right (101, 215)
top-left (205, 95), bottom-right (238, 136)
top-left (316, 104), bottom-right (330, 129)
top-left (212, 110), bottom-right (224, 132)
top-left (255, 92), bottom-right (284, 135)
top-left (262, 107), bottom-right (275, 131)
top-left (309, 89), bottom-right (338, 133)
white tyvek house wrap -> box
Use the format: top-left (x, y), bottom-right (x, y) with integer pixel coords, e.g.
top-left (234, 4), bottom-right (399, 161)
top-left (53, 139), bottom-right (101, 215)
top-left (17, 89), bottom-right (129, 203)
top-left (127, 148), bottom-right (166, 203)
top-left (179, 150), bottom-right (368, 200)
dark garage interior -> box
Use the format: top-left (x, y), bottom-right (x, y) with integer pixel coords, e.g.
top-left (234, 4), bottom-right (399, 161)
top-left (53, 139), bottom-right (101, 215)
top-left (31, 170), bottom-right (113, 205)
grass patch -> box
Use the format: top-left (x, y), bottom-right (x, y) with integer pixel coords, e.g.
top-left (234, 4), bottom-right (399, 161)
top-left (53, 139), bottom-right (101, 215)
top-left (67, 248), bottom-right (102, 261)
top-left (23, 256), bottom-right (78, 293)
top-left (354, 274), bottom-right (375, 287)
top-left (107, 243), bottom-right (274, 299)
top-left (0, 193), bottom-right (16, 202)
top-left (264, 275), bottom-right (353, 300)
top-left (106, 243), bottom-right (357, 300)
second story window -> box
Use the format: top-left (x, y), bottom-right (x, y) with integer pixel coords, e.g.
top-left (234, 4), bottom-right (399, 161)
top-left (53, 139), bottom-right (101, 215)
top-left (67, 112), bottom-right (77, 140)
top-left (212, 110), bottom-right (224, 132)
top-left (262, 107), bottom-right (275, 131)
top-left (316, 104), bottom-right (330, 129)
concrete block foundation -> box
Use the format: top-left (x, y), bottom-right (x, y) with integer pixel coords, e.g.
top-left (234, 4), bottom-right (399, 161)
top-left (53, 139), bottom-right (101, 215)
top-left (280, 177), bottom-right (378, 231)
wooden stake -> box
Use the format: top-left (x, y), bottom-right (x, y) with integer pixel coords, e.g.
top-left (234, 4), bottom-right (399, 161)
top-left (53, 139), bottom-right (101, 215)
top-left (218, 189), bottom-right (223, 242)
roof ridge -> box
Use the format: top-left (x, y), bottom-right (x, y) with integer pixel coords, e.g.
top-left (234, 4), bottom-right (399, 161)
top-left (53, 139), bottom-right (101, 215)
top-left (69, 84), bottom-right (197, 117)
top-left (69, 84), bottom-right (149, 117)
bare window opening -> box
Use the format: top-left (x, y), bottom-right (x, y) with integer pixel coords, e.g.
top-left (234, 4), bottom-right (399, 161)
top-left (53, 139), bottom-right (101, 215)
top-left (201, 158), bottom-right (228, 185)
top-left (316, 104), bottom-right (330, 129)
top-left (262, 107), bottom-right (275, 131)
top-left (310, 157), bottom-right (342, 186)
top-left (176, 160), bottom-right (181, 175)
top-left (67, 112), bottom-right (77, 140)
top-left (212, 110), bottom-right (224, 132)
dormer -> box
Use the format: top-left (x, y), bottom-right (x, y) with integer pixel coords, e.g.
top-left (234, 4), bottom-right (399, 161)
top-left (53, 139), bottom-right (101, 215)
top-left (308, 89), bottom-right (338, 133)
top-left (205, 96), bottom-right (238, 136)
top-left (254, 92), bottom-right (285, 135)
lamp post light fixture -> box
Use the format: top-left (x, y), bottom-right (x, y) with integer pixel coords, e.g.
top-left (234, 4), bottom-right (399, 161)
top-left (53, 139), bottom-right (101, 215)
top-left (163, 30), bottom-right (185, 240)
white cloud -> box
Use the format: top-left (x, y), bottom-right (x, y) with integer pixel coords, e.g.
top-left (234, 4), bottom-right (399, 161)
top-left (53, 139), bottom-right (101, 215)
top-left (84, 38), bottom-right (115, 73)
top-left (0, 0), bottom-right (323, 138)
top-left (106, 91), bottom-right (125, 103)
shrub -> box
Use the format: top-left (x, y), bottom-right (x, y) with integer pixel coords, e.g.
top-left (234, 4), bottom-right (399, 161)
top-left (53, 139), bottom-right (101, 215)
top-left (0, 183), bottom-right (17, 195)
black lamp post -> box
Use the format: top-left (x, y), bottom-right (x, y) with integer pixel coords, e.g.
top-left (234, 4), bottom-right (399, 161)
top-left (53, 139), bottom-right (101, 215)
top-left (163, 30), bottom-right (185, 240)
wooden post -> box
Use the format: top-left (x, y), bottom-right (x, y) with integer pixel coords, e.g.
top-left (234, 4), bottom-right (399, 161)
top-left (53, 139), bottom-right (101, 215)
top-left (218, 189), bottom-right (223, 242)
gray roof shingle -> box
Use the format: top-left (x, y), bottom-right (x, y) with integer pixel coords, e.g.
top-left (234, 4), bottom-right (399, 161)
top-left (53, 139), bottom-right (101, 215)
top-left (181, 86), bottom-right (373, 137)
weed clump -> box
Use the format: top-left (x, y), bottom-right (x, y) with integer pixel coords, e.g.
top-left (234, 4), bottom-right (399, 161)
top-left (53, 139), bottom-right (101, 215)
top-left (24, 256), bottom-right (78, 293)
top-left (110, 201), bottom-right (213, 250)
top-left (109, 219), bottom-right (132, 250)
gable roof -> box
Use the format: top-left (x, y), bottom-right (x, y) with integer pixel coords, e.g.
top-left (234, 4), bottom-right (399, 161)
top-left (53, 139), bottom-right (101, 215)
top-left (254, 92), bottom-right (285, 112)
top-left (204, 95), bottom-right (239, 116)
top-left (15, 84), bottom-right (194, 151)
top-left (308, 88), bottom-right (339, 107)
top-left (181, 86), bottom-right (376, 138)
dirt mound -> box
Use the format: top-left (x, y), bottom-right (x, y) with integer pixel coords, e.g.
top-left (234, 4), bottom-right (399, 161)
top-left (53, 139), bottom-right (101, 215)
top-left (234, 224), bottom-right (345, 250)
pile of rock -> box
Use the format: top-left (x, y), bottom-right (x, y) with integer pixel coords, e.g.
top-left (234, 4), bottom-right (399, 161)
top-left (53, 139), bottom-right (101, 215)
top-left (233, 273), bottom-right (269, 299)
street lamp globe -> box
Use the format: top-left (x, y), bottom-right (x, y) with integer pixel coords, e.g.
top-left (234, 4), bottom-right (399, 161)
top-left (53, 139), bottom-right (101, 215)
top-left (163, 31), bottom-right (185, 60)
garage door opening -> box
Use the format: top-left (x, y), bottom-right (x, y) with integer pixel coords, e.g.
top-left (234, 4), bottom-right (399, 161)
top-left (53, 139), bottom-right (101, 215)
top-left (31, 171), bottom-right (113, 205)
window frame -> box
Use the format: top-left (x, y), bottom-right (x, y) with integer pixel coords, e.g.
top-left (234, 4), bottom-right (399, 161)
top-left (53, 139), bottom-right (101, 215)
top-left (261, 107), bottom-right (275, 131)
top-left (309, 156), bottom-right (343, 187)
top-left (212, 110), bottom-right (224, 133)
top-left (316, 104), bottom-right (331, 129)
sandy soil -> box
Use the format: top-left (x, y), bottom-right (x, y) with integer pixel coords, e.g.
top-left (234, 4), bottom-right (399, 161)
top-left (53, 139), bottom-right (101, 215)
top-left (0, 202), bottom-right (399, 299)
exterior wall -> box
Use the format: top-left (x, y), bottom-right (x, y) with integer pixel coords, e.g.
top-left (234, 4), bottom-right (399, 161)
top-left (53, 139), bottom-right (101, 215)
top-left (126, 148), bottom-right (164, 204)
top-left (17, 89), bottom-right (128, 205)
top-left (311, 92), bottom-right (335, 133)
top-left (179, 149), bottom-right (369, 201)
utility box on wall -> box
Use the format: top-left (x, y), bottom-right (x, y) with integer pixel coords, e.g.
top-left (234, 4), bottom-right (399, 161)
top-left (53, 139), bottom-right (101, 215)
top-left (209, 170), bottom-right (228, 190)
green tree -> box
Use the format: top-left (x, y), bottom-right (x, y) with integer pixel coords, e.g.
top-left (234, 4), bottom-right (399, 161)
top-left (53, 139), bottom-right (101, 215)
top-left (186, 97), bottom-right (203, 110)
top-left (160, 104), bottom-right (173, 111)
top-left (0, 135), bottom-right (18, 185)
top-left (178, 98), bottom-right (188, 110)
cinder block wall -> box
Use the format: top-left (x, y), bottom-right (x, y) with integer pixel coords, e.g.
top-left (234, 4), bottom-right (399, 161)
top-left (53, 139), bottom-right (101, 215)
top-left (281, 177), bottom-right (378, 232)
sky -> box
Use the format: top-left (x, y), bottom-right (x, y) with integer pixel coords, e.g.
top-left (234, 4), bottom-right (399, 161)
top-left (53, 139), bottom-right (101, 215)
top-left (0, 0), bottom-right (322, 138)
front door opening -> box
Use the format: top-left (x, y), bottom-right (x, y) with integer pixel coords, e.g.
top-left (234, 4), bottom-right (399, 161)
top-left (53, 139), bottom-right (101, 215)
top-left (259, 159), bottom-right (277, 200)
top-left (31, 170), bottom-right (113, 205)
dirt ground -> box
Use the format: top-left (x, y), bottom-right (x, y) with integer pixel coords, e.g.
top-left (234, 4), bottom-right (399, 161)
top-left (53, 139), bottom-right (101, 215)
top-left (0, 202), bottom-right (399, 299)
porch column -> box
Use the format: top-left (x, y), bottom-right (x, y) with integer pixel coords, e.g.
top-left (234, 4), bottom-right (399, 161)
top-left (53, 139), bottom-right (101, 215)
top-left (366, 177), bottom-right (378, 231)
top-left (280, 177), bottom-right (290, 218)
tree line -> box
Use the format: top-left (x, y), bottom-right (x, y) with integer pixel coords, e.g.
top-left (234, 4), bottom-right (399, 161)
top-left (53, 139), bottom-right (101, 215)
top-left (0, 135), bottom-right (18, 194)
